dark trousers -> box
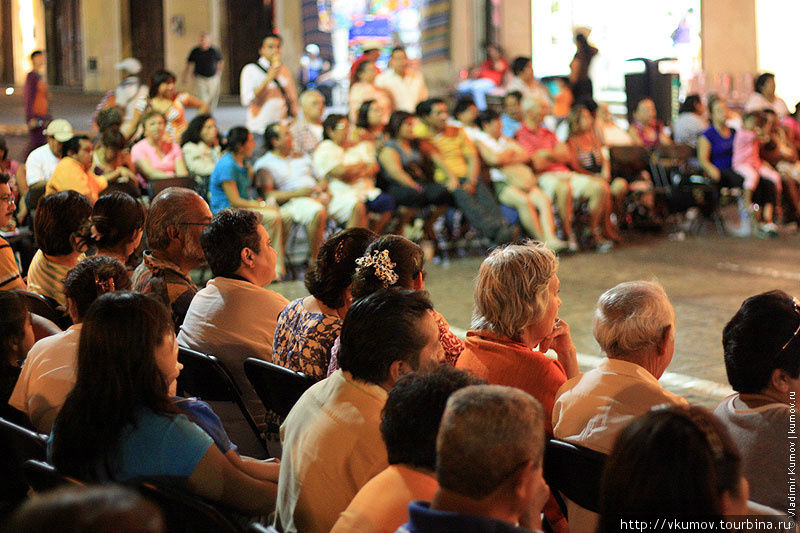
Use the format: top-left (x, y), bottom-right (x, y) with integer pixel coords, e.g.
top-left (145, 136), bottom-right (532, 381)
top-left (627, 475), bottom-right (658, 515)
top-left (451, 180), bottom-right (514, 244)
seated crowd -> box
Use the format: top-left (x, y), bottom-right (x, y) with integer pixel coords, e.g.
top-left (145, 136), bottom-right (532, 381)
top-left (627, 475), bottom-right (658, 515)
top-left (0, 37), bottom-right (798, 533)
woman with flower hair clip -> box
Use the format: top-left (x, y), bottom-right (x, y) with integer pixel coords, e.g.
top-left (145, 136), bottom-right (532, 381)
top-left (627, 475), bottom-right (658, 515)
top-left (326, 235), bottom-right (463, 376)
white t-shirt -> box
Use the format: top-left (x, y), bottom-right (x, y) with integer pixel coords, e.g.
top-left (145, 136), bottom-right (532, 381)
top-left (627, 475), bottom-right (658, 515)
top-left (24, 143), bottom-right (60, 185)
top-left (468, 129), bottom-right (515, 182)
top-left (374, 69), bottom-right (428, 113)
top-left (9, 324), bottom-right (82, 433)
top-left (253, 152), bottom-right (316, 191)
top-left (240, 57), bottom-right (297, 135)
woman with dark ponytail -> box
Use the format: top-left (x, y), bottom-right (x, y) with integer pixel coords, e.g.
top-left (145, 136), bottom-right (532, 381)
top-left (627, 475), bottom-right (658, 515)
top-left (75, 191), bottom-right (145, 267)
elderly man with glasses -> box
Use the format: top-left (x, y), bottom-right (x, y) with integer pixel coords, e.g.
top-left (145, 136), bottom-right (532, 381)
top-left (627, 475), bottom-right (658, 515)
top-left (131, 187), bottom-right (212, 330)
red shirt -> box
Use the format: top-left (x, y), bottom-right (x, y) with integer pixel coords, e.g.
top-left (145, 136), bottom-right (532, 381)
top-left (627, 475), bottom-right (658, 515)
top-left (456, 329), bottom-right (567, 435)
top-left (515, 124), bottom-right (569, 172)
top-left (476, 58), bottom-right (508, 86)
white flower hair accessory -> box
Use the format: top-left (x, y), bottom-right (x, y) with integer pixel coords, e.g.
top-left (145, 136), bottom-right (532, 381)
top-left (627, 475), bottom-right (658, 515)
top-left (355, 249), bottom-right (399, 287)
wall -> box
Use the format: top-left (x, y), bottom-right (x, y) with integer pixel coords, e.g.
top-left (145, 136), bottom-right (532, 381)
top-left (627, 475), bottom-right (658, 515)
top-left (162, 0), bottom-right (220, 93)
top-left (275, 0), bottom-right (303, 75)
top-left (701, 0), bottom-right (757, 86)
top-left (12, 0), bottom-right (46, 86)
top-left (422, 0), bottom-right (479, 96)
top-left (498, 0), bottom-right (531, 61)
top-left (81, 0), bottom-right (123, 92)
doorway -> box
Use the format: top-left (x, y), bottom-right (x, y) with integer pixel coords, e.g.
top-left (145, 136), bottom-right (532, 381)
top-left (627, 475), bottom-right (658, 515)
top-left (226, 0), bottom-right (273, 95)
top-left (129, 0), bottom-right (165, 84)
top-left (44, 0), bottom-right (83, 87)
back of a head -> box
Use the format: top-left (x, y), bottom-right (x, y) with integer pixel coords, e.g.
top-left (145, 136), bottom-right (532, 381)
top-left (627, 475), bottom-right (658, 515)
top-left (63, 256), bottom-right (132, 321)
top-left (415, 98), bottom-right (444, 119)
top-left (52, 292), bottom-right (173, 479)
top-left (338, 288), bottom-right (432, 384)
top-left (76, 192), bottom-right (145, 252)
top-left (5, 485), bottom-right (164, 533)
top-left (511, 56), bottom-right (531, 76)
top-left (471, 241), bottom-right (557, 341)
top-left (722, 290), bottom-right (800, 394)
top-left (200, 208), bottom-right (261, 278)
top-left (436, 385), bottom-right (544, 500)
top-left (475, 109), bottom-right (500, 130)
top-left (351, 235), bottom-right (423, 300)
top-left (597, 406), bottom-right (742, 530)
top-left (35, 191), bottom-right (93, 256)
top-left (592, 280), bottom-right (674, 362)
top-left (146, 187), bottom-right (203, 251)
top-left (0, 290), bottom-right (28, 365)
top-left (381, 366), bottom-right (484, 470)
top-left (304, 228), bottom-right (377, 309)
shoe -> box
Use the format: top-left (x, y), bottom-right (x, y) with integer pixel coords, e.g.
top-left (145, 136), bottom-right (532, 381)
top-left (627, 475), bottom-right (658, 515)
top-left (567, 235), bottom-right (579, 253)
top-left (761, 222), bottom-right (779, 237)
top-left (595, 239), bottom-right (614, 253)
top-left (546, 238), bottom-right (569, 253)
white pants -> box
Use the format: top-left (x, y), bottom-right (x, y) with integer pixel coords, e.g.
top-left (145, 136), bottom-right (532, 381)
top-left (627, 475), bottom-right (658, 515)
top-left (195, 74), bottom-right (221, 112)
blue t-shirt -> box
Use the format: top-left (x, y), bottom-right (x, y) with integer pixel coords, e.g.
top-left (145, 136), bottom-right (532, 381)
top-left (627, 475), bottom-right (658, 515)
top-left (702, 125), bottom-right (736, 171)
top-left (49, 408), bottom-right (214, 482)
top-left (209, 152), bottom-right (252, 213)
top-left (502, 114), bottom-right (521, 138)
top-left (173, 396), bottom-right (237, 454)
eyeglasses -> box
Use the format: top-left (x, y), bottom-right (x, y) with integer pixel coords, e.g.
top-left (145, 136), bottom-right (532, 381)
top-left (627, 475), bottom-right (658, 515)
top-left (0, 195), bottom-right (15, 205)
top-left (779, 298), bottom-right (800, 353)
top-left (177, 221), bottom-right (210, 227)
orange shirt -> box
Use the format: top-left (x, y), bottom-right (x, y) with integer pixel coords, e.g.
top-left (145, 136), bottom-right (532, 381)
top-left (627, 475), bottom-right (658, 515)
top-left (456, 329), bottom-right (567, 435)
top-left (46, 157), bottom-right (107, 204)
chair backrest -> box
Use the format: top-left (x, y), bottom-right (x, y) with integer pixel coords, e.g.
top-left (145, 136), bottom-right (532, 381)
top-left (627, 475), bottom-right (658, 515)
top-left (0, 416), bottom-right (49, 502)
top-left (0, 416), bottom-right (47, 462)
top-left (543, 438), bottom-right (606, 514)
top-left (15, 289), bottom-right (72, 329)
top-left (656, 143), bottom-right (695, 162)
top-left (148, 177), bottom-right (199, 199)
top-left (177, 347), bottom-right (268, 454)
top-left (248, 522), bottom-right (279, 533)
top-left (137, 478), bottom-right (243, 533)
top-left (23, 459), bottom-right (84, 492)
top-left (608, 145), bottom-right (651, 175)
top-left (243, 358), bottom-right (315, 421)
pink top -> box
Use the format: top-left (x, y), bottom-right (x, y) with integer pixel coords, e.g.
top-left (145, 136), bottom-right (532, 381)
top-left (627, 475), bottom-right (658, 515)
top-left (732, 129), bottom-right (760, 170)
top-left (131, 138), bottom-right (183, 177)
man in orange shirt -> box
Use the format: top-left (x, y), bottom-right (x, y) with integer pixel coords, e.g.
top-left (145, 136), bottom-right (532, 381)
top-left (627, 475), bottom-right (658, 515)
top-left (46, 136), bottom-right (107, 204)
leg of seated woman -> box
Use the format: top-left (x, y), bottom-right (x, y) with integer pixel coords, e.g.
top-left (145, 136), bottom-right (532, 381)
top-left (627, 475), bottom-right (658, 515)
top-left (497, 184), bottom-right (544, 240)
top-left (527, 186), bottom-right (561, 245)
top-left (539, 173), bottom-right (574, 240)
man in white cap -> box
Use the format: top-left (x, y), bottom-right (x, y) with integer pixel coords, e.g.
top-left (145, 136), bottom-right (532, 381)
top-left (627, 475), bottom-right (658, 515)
top-left (19, 118), bottom-right (72, 220)
top-left (182, 32), bottom-right (223, 111)
top-left (114, 58), bottom-right (146, 123)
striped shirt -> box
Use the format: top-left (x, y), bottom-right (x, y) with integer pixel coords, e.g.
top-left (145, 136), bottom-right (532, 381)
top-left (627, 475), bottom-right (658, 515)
top-left (26, 250), bottom-right (75, 307)
top-left (0, 237), bottom-right (24, 291)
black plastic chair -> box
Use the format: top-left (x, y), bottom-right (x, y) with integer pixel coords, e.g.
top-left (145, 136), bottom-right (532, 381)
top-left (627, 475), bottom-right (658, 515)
top-left (243, 358), bottom-right (315, 422)
top-left (15, 289), bottom-right (72, 330)
top-left (0, 416), bottom-right (49, 503)
top-left (247, 522), bottom-right (279, 533)
top-left (137, 477), bottom-right (244, 533)
top-left (176, 347), bottom-right (268, 455)
top-left (148, 176), bottom-right (200, 199)
top-left (543, 438), bottom-right (607, 515)
top-left (23, 459), bottom-right (84, 492)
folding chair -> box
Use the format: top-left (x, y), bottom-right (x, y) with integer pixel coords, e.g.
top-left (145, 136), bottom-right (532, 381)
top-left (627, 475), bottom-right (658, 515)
top-left (243, 358), bottom-right (315, 422)
top-left (0, 416), bottom-right (49, 503)
top-left (248, 522), bottom-right (280, 533)
top-left (15, 289), bottom-right (72, 330)
top-left (137, 477), bottom-right (244, 533)
top-left (176, 347), bottom-right (268, 455)
top-left (543, 438), bottom-right (607, 515)
top-left (23, 459), bottom-right (84, 492)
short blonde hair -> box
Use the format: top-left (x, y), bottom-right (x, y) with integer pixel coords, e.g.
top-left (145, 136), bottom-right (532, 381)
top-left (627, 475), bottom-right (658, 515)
top-left (592, 280), bottom-right (675, 361)
top-left (471, 241), bottom-right (558, 341)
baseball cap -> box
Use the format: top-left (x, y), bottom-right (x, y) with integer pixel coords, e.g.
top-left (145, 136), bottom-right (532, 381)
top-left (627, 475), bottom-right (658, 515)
top-left (43, 119), bottom-right (74, 142)
top-left (115, 57), bottom-right (142, 75)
